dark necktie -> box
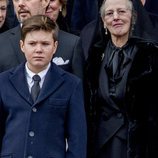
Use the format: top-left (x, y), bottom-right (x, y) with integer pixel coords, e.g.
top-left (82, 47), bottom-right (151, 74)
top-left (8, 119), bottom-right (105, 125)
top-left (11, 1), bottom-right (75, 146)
top-left (112, 49), bottom-right (124, 78)
top-left (31, 75), bottom-right (41, 102)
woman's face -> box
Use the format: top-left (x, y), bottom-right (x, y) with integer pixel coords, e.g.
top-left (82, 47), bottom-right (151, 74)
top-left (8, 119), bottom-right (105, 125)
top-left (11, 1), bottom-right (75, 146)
top-left (45, 0), bottom-right (62, 22)
top-left (102, 0), bottom-right (132, 40)
top-left (141, 0), bottom-right (146, 5)
top-left (0, 0), bottom-right (7, 28)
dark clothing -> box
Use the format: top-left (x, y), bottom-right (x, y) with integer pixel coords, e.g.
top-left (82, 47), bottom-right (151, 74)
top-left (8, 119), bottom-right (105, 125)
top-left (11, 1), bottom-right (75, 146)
top-left (0, 25), bottom-right (83, 78)
top-left (0, 0), bottom-right (19, 33)
top-left (79, 0), bottom-right (158, 157)
top-left (93, 40), bottom-right (158, 158)
top-left (5, 0), bottom-right (19, 29)
top-left (57, 12), bottom-right (70, 32)
top-left (0, 22), bottom-right (9, 33)
top-left (144, 0), bottom-right (158, 15)
top-left (143, 0), bottom-right (158, 29)
top-left (65, 0), bottom-right (75, 32)
top-left (0, 62), bottom-right (87, 158)
top-left (69, 0), bottom-right (103, 35)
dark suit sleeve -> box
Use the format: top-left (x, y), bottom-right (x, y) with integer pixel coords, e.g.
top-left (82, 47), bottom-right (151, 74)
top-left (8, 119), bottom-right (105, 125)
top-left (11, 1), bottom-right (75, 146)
top-left (0, 92), bottom-right (6, 151)
top-left (66, 80), bottom-right (87, 158)
top-left (72, 37), bottom-right (85, 80)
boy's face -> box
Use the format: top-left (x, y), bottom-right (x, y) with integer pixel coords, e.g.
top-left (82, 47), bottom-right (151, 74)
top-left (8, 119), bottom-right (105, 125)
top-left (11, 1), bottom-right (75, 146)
top-left (20, 30), bottom-right (58, 73)
top-left (13, 0), bottom-right (49, 23)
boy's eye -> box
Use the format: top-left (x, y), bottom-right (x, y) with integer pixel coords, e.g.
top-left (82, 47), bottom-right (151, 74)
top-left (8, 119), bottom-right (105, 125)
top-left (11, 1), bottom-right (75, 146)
top-left (0, 7), bottom-right (6, 10)
top-left (29, 42), bottom-right (36, 46)
top-left (42, 42), bottom-right (49, 46)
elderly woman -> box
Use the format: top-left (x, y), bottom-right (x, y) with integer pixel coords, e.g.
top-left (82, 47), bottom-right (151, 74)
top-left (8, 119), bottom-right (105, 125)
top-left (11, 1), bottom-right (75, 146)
top-left (80, 0), bottom-right (158, 158)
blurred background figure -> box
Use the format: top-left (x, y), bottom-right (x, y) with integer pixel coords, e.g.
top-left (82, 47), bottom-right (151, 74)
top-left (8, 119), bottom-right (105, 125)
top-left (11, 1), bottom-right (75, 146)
top-left (0, 0), bottom-right (50, 73)
top-left (45, 0), bottom-right (99, 35)
top-left (5, 0), bottom-right (18, 29)
top-left (141, 0), bottom-right (158, 15)
top-left (67, 0), bottom-right (103, 35)
top-left (0, 0), bottom-right (8, 33)
top-left (141, 0), bottom-right (158, 28)
top-left (45, 0), bottom-right (69, 32)
top-left (141, 0), bottom-right (146, 5)
top-left (0, 0), bottom-right (19, 33)
top-left (69, 0), bottom-right (98, 35)
top-left (65, 0), bottom-right (74, 32)
top-left (45, 0), bottom-right (83, 79)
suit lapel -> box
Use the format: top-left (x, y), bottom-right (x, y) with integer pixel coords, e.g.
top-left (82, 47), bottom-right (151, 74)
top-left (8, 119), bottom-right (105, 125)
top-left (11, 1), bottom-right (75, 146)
top-left (9, 63), bottom-right (33, 105)
top-left (9, 63), bottom-right (65, 106)
top-left (36, 63), bottom-right (64, 104)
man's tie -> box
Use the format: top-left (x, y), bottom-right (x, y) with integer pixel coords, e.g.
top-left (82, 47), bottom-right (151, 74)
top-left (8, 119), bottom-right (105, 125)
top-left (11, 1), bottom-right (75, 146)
top-left (31, 75), bottom-right (41, 102)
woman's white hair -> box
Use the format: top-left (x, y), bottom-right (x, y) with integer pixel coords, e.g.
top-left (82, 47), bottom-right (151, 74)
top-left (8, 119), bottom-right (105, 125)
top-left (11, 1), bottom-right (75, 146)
top-left (100, 0), bottom-right (133, 19)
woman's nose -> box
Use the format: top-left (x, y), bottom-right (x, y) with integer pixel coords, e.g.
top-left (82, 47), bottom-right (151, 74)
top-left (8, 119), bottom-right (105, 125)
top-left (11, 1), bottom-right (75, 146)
top-left (113, 11), bottom-right (119, 19)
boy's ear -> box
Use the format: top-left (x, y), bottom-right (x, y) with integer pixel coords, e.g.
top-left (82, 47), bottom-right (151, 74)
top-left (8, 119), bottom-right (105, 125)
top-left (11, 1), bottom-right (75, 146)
top-left (20, 40), bottom-right (25, 54)
top-left (52, 41), bottom-right (58, 55)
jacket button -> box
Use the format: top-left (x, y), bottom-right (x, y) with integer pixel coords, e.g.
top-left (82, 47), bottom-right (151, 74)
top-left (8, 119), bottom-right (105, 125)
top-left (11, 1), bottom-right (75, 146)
top-left (29, 131), bottom-right (35, 137)
top-left (32, 107), bottom-right (37, 112)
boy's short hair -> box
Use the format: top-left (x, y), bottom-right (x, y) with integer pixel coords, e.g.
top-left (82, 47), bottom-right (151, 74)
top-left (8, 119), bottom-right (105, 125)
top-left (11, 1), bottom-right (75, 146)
top-left (21, 15), bottom-right (59, 41)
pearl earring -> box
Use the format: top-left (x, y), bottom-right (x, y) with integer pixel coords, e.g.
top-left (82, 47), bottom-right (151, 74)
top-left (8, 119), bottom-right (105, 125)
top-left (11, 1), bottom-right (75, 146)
top-left (105, 27), bottom-right (108, 35)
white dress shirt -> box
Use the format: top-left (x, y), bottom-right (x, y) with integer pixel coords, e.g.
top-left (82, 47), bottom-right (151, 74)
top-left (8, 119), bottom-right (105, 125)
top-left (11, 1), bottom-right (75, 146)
top-left (25, 63), bottom-right (51, 93)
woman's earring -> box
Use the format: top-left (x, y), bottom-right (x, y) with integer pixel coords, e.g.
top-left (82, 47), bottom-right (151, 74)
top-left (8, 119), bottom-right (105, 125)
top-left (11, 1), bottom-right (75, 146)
top-left (59, 7), bottom-right (62, 12)
top-left (105, 27), bottom-right (108, 35)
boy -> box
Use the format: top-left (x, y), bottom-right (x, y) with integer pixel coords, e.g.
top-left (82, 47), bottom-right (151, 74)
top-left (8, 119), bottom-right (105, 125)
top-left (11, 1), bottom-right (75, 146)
top-left (0, 15), bottom-right (87, 158)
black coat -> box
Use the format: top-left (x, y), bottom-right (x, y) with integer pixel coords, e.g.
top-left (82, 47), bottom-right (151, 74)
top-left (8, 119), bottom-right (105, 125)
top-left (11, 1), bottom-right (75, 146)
top-left (79, 0), bottom-right (158, 157)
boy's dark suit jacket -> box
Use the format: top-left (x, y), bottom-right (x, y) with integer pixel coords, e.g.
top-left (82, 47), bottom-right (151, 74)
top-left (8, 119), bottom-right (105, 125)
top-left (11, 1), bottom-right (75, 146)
top-left (0, 62), bottom-right (87, 158)
top-left (0, 25), bottom-right (83, 78)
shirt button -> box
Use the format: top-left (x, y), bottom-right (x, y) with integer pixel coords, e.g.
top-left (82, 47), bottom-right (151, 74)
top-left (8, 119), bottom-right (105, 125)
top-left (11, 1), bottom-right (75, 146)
top-left (28, 156), bottom-right (33, 158)
top-left (32, 107), bottom-right (37, 112)
top-left (29, 131), bottom-right (35, 137)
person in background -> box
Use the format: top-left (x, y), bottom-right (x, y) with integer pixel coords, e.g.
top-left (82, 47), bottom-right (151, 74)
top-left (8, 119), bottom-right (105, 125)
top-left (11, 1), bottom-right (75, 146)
top-left (0, 0), bottom-right (19, 33)
top-left (141, 0), bottom-right (145, 5)
top-left (0, 0), bottom-right (50, 72)
top-left (46, 0), bottom-right (68, 31)
top-left (0, 0), bottom-right (8, 33)
top-left (69, 0), bottom-right (103, 35)
top-left (5, 0), bottom-right (19, 29)
top-left (0, 0), bottom-right (83, 80)
top-left (142, 0), bottom-right (158, 15)
top-left (0, 14), bottom-right (87, 158)
top-left (65, 0), bottom-right (74, 31)
top-left (141, 0), bottom-right (158, 28)
top-left (45, 0), bottom-right (83, 78)
top-left (79, 0), bottom-right (158, 157)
